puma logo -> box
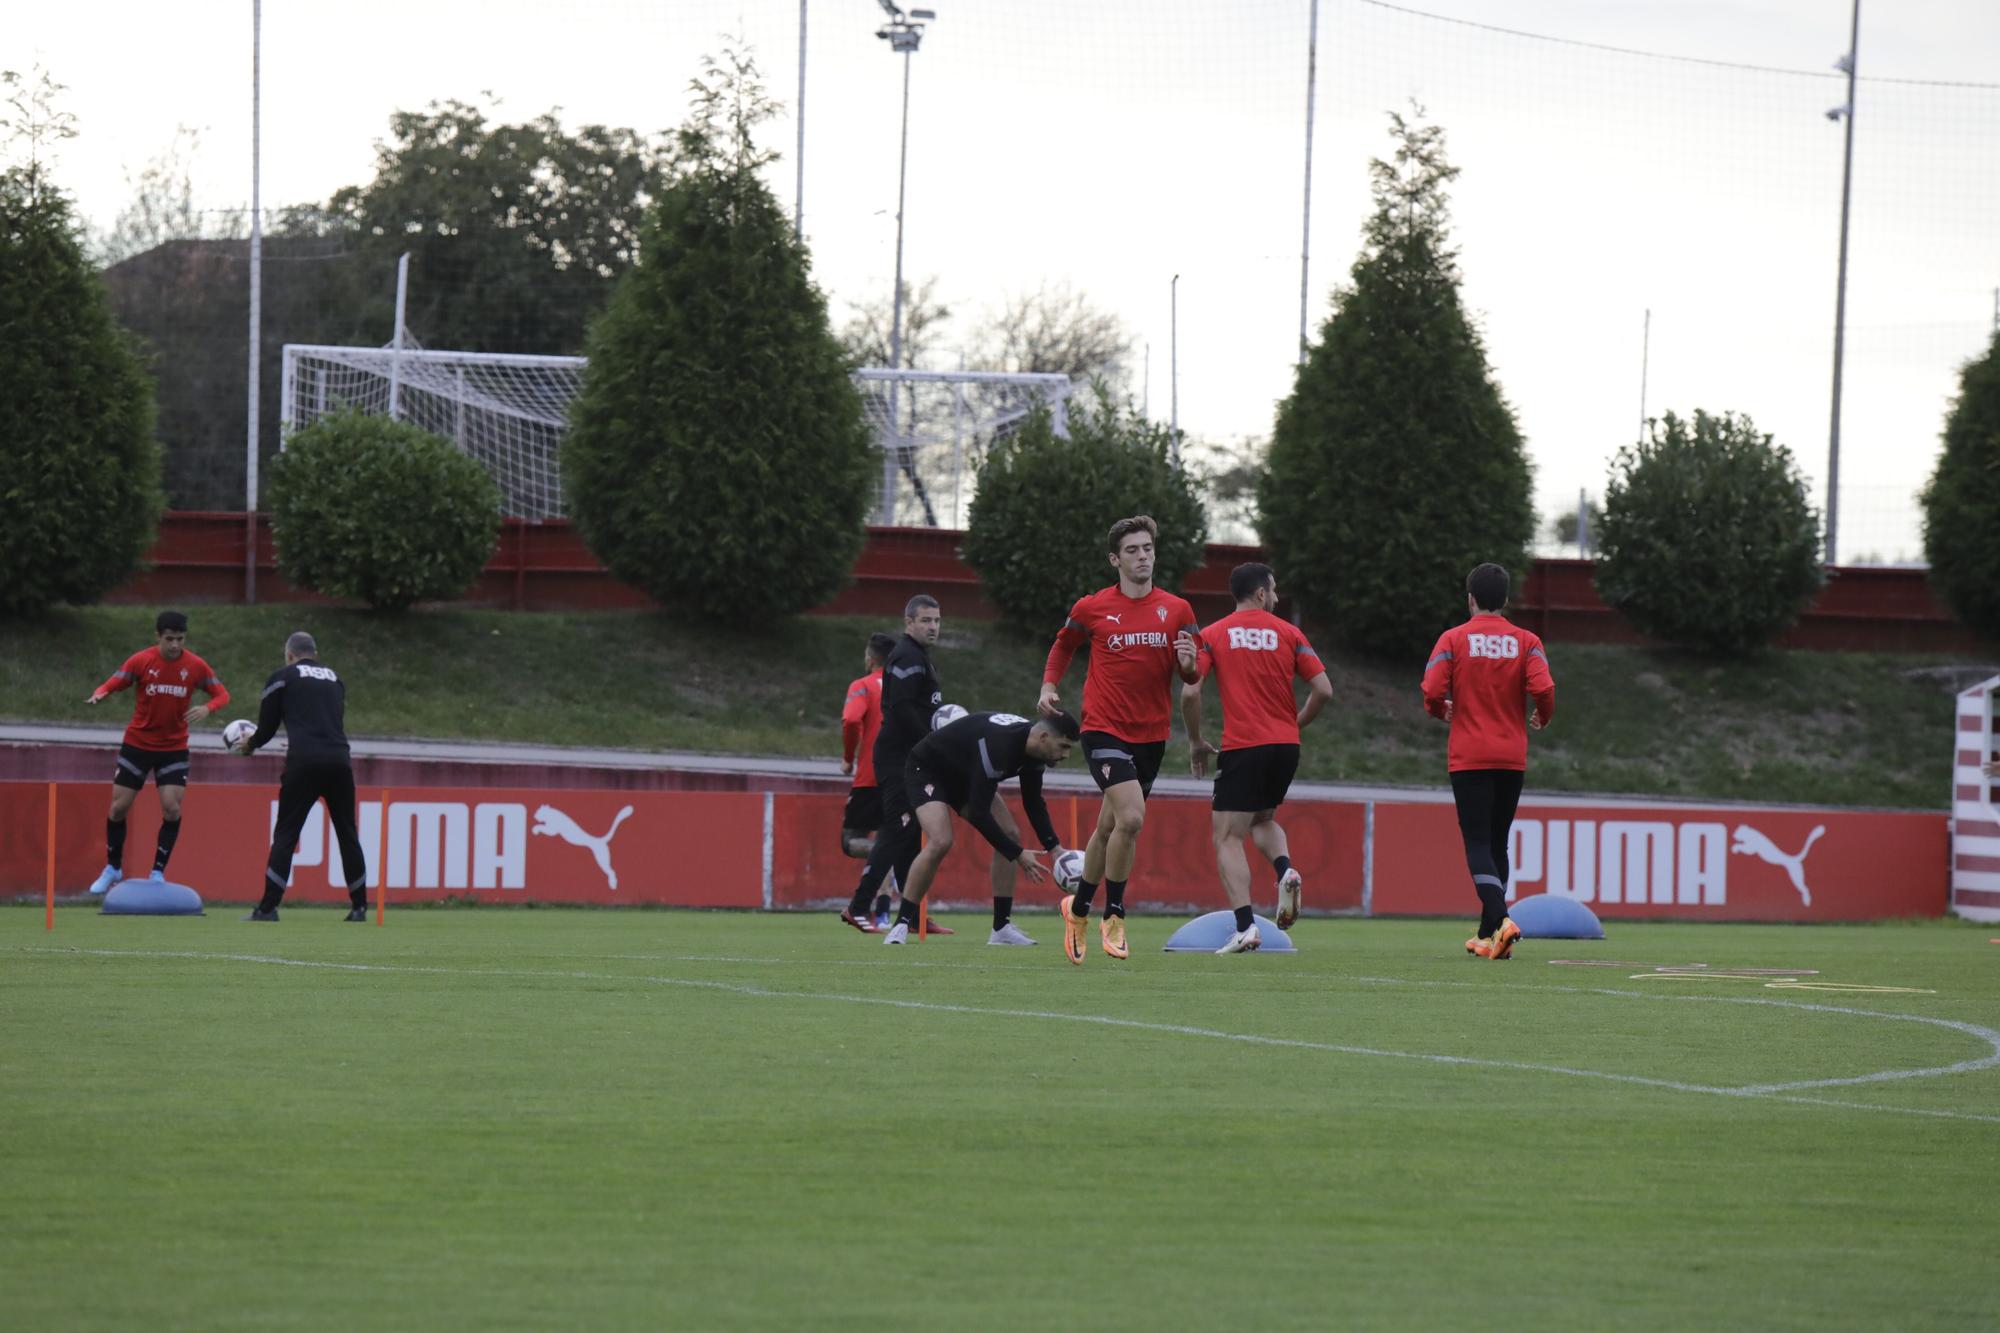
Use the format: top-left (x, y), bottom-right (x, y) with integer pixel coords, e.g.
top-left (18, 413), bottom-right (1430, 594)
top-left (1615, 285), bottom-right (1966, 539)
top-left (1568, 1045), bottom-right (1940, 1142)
top-left (1104, 614), bottom-right (1123, 625)
top-left (1730, 825), bottom-right (1824, 906)
top-left (532, 804), bottom-right (634, 890)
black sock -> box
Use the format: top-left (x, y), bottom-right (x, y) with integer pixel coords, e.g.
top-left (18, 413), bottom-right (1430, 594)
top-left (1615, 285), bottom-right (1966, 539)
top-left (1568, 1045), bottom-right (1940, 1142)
top-left (153, 817), bottom-right (181, 874)
top-left (1071, 880), bottom-right (1097, 918)
top-left (350, 883), bottom-right (368, 911)
top-left (848, 885), bottom-right (873, 917)
top-left (1273, 855), bottom-right (1292, 881)
top-left (897, 899), bottom-right (922, 929)
top-left (992, 896), bottom-right (1013, 931)
top-left (106, 817), bottom-right (127, 869)
top-left (1234, 905), bottom-right (1255, 932)
top-left (1104, 879), bottom-right (1127, 919)
top-left (257, 887), bottom-right (284, 914)
top-left (1476, 883), bottom-right (1507, 937)
top-left (872, 893), bottom-right (892, 917)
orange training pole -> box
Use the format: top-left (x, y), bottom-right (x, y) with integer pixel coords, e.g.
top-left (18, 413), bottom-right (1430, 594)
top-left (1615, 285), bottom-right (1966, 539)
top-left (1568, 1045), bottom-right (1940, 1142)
top-left (1068, 795), bottom-right (1079, 851)
top-left (45, 782), bottom-right (57, 931)
top-left (374, 788), bottom-right (390, 925)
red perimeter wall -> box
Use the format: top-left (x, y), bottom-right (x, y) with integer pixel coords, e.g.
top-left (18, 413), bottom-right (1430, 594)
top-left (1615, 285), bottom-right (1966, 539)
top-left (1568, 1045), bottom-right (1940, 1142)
top-left (109, 512), bottom-right (1978, 653)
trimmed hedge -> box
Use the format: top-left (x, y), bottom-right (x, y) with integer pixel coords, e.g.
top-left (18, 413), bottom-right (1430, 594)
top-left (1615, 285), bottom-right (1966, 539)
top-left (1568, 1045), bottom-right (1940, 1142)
top-left (1593, 409), bottom-right (1824, 656)
top-left (268, 409), bottom-right (501, 611)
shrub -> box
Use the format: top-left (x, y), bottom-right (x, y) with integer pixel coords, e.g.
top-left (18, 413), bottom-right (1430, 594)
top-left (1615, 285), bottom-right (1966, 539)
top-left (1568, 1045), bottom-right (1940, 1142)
top-left (562, 46), bottom-right (874, 622)
top-left (1920, 332), bottom-right (2000, 640)
top-left (963, 382), bottom-right (1207, 633)
top-left (1594, 409), bottom-right (1824, 656)
top-left (268, 409), bottom-right (500, 611)
top-left (0, 162), bottom-right (162, 616)
top-left (1259, 110), bottom-right (1533, 659)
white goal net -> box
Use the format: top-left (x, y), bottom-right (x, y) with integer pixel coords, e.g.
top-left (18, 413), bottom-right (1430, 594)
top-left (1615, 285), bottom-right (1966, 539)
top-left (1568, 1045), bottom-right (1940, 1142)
top-left (281, 345), bottom-right (1073, 526)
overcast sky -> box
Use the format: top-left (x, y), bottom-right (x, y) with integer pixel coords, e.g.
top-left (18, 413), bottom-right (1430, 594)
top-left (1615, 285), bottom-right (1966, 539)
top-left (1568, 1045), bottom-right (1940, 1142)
top-left (14, 0), bottom-right (2000, 557)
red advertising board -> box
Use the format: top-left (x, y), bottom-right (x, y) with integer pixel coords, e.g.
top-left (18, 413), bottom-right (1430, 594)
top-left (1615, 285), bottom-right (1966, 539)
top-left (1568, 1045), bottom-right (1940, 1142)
top-left (1369, 800), bottom-right (1948, 922)
top-left (0, 781), bottom-right (765, 908)
top-left (769, 790), bottom-right (1366, 915)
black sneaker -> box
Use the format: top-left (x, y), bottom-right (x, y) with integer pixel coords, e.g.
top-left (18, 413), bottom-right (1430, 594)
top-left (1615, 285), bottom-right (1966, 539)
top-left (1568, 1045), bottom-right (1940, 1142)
top-left (343, 907), bottom-right (368, 922)
top-left (241, 908), bottom-right (279, 922)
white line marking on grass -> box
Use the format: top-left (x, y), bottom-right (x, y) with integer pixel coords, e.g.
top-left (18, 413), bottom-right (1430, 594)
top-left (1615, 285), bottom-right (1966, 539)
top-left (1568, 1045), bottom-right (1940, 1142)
top-left (18, 947), bottom-right (2000, 1127)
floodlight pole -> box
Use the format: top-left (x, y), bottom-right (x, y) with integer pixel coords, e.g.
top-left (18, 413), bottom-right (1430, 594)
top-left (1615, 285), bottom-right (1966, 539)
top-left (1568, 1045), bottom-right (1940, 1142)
top-left (1298, 0), bottom-right (1320, 365)
top-left (877, 3), bottom-right (933, 523)
top-left (794, 0), bottom-right (807, 241)
top-left (1825, 0), bottom-right (1861, 567)
top-left (245, 0), bottom-right (263, 604)
top-left (1170, 274), bottom-right (1180, 467)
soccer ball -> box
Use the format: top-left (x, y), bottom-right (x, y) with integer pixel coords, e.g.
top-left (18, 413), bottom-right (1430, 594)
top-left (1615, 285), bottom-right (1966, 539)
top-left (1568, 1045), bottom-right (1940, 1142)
top-left (222, 719), bottom-right (255, 751)
top-left (1052, 848), bottom-right (1085, 891)
top-left (931, 703), bottom-right (968, 730)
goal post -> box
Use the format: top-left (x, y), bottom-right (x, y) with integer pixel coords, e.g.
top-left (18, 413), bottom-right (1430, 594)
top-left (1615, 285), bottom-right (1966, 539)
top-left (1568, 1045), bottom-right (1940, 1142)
top-left (280, 345), bottom-right (1074, 528)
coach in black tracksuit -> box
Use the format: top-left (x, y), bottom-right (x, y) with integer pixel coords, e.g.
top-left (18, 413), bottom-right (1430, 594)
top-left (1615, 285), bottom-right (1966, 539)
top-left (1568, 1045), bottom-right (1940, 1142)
top-left (842, 594), bottom-right (946, 931)
top-left (236, 631), bottom-right (368, 922)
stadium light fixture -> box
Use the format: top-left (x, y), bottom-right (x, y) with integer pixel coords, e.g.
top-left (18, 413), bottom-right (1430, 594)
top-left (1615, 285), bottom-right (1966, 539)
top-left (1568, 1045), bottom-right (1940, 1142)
top-left (1824, 0), bottom-right (1861, 566)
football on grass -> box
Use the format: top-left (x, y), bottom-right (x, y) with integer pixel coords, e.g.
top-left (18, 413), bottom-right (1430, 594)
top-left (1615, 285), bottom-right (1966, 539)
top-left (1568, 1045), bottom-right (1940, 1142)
top-left (223, 719), bottom-right (256, 750)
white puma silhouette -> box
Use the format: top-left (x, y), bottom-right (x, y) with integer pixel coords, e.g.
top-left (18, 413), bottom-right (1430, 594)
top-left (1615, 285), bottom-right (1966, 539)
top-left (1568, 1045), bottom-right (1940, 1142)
top-left (1730, 825), bottom-right (1824, 906)
top-left (532, 804), bottom-right (634, 890)
top-left (1104, 613), bottom-right (1123, 624)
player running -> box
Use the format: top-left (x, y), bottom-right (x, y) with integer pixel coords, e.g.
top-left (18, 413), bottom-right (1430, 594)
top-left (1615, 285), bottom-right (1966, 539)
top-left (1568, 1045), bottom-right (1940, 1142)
top-left (1041, 515), bottom-right (1200, 965)
top-left (1177, 563), bottom-right (1333, 954)
top-left (81, 610), bottom-right (230, 894)
top-left (1421, 563), bottom-right (1555, 960)
top-left (839, 632), bottom-right (899, 925)
top-left (232, 631), bottom-right (370, 922)
top-left (881, 709), bottom-right (1080, 945)
top-left (842, 596), bottom-right (954, 936)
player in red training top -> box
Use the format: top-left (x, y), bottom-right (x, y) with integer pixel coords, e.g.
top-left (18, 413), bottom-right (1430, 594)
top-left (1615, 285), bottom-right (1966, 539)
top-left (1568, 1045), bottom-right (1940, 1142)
top-left (1178, 563), bottom-right (1333, 954)
top-left (1040, 515), bottom-right (1201, 964)
top-left (1421, 563), bottom-right (1555, 960)
top-left (839, 633), bottom-right (898, 925)
top-left (82, 609), bottom-right (230, 895)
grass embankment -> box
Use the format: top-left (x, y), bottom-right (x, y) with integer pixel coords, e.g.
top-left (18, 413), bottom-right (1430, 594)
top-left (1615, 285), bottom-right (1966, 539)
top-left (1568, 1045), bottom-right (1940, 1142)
top-left (2, 604), bottom-right (1986, 808)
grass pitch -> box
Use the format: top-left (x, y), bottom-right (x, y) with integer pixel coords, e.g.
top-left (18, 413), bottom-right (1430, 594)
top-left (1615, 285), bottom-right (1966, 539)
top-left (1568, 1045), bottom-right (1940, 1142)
top-left (5, 908), bottom-right (1997, 1331)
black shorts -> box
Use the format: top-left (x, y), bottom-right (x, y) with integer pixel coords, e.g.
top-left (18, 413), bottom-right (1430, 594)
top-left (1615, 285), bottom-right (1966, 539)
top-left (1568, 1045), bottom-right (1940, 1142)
top-left (1081, 731), bottom-right (1166, 798)
top-left (1212, 744), bottom-right (1300, 813)
top-left (842, 786), bottom-right (883, 834)
top-left (114, 744), bottom-right (190, 790)
top-left (904, 759), bottom-right (971, 814)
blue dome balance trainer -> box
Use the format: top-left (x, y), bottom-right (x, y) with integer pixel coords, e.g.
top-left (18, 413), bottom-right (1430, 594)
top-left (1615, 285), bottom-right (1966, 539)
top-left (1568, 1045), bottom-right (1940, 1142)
top-left (1162, 911), bottom-right (1297, 952)
top-left (1508, 893), bottom-right (1603, 940)
top-left (99, 879), bottom-right (206, 916)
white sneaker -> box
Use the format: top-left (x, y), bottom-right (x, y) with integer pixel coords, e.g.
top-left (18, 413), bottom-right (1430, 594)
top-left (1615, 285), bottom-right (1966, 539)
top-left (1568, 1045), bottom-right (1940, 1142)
top-left (1276, 869), bottom-right (1303, 929)
top-left (988, 922), bottom-right (1037, 946)
top-left (883, 922), bottom-right (910, 945)
top-left (87, 865), bottom-right (120, 896)
top-left (1216, 923), bottom-right (1262, 955)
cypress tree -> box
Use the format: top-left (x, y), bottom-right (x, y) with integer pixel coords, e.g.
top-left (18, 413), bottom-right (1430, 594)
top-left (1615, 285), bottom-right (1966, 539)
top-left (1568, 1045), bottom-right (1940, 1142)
top-left (1921, 332), bottom-right (2000, 640)
top-left (563, 46), bottom-right (874, 622)
top-left (1259, 110), bottom-right (1533, 658)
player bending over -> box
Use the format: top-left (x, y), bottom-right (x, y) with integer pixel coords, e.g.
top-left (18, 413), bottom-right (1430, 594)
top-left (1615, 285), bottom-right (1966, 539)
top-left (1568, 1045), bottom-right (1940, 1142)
top-left (82, 609), bottom-right (230, 894)
top-left (1041, 515), bottom-right (1200, 964)
top-left (880, 710), bottom-right (1080, 946)
top-left (1178, 563), bottom-right (1332, 954)
top-left (1421, 563), bottom-right (1555, 960)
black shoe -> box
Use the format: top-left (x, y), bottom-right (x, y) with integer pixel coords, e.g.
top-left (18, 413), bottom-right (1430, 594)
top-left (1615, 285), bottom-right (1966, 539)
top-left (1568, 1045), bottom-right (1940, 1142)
top-left (241, 908), bottom-right (279, 922)
top-left (343, 907), bottom-right (368, 922)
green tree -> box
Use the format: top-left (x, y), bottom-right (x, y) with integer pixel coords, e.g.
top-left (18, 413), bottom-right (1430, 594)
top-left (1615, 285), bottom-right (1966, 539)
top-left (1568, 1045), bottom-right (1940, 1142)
top-left (323, 98), bottom-right (670, 354)
top-left (1594, 410), bottom-right (1823, 656)
top-left (0, 69), bottom-right (163, 616)
top-left (563, 44), bottom-right (874, 622)
top-left (963, 382), bottom-right (1207, 633)
top-left (266, 409), bottom-right (500, 612)
top-left (1921, 331), bottom-right (2000, 640)
top-left (1258, 109), bottom-right (1533, 659)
